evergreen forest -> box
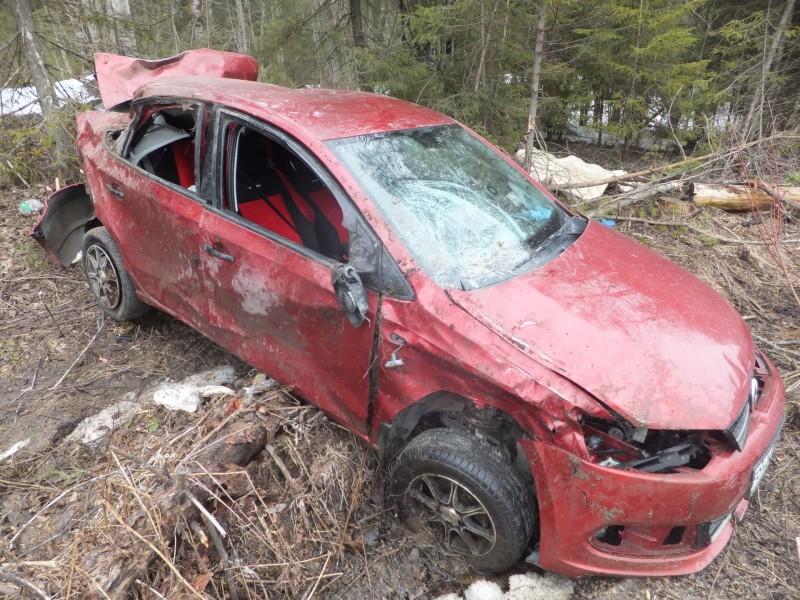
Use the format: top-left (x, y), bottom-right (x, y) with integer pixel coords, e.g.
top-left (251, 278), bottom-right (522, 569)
top-left (2, 0), bottom-right (799, 183)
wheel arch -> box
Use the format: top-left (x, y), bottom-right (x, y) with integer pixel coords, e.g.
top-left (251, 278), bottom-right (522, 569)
top-left (377, 391), bottom-right (536, 489)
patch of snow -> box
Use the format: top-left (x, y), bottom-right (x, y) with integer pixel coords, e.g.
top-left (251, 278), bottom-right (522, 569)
top-left (506, 573), bottom-right (574, 600)
top-left (0, 438), bottom-right (30, 461)
top-left (151, 366), bottom-right (236, 413)
top-left (180, 365), bottom-right (236, 388)
top-left (438, 572), bottom-right (574, 600)
top-left (65, 401), bottom-right (140, 447)
top-left (1, 77), bottom-right (97, 117)
top-left (464, 580), bottom-right (504, 600)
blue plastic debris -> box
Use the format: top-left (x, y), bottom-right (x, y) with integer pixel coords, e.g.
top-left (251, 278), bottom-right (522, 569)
top-left (595, 218), bottom-right (616, 227)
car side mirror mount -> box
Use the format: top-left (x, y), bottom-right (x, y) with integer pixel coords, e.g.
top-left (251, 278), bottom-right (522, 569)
top-left (332, 264), bottom-right (368, 327)
top-left (347, 221), bottom-right (380, 275)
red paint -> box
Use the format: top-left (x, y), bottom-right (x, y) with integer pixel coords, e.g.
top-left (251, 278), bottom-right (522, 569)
top-left (450, 222), bottom-right (755, 430)
top-left (34, 52), bottom-right (787, 578)
top-left (95, 49), bottom-right (258, 109)
top-left (521, 355), bottom-right (784, 576)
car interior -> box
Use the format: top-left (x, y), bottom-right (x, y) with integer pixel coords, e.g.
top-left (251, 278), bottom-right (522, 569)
top-left (229, 127), bottom-right (350, 262)
top-left (126, 107), bottom-right (198, 191)
top-left (123, 107), bottom-right (350, 263)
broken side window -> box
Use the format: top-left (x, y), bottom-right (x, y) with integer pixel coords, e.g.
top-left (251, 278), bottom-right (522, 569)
top-left (124, 105), bottom-right (199, 192)
top-left (223, 124), bottom-right (350, 263)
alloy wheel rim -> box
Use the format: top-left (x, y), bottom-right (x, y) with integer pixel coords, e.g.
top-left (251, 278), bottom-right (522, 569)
top-left (85, 245), bottom-right (121, 309)
top-left (406, 474), bottom-right (496, 556)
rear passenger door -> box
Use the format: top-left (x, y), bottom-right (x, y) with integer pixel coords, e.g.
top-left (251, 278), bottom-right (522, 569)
top-left (194, 112), bottom-right (377, 436)
top-left (94, 101), bottom-right (209, 321)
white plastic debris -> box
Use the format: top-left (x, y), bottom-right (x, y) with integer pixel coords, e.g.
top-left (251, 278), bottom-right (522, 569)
top-left (151, 365), bottom-right (236, 413)
top-left (65, 401), bottom-right (140, 447)
top-left (516, 148), bottom-right (627, 202)
top-left (0, 438), bottom-right (30, 461)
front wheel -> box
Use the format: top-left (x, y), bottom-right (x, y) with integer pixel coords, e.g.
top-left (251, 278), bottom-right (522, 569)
top-left (390, 428), bottom-right (535, 573)
top-left (83, 226), bottom-right (149, 321)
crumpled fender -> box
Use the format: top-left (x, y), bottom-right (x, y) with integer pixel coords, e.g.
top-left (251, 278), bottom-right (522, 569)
top-left (31, 183), bottom-right (93, 267)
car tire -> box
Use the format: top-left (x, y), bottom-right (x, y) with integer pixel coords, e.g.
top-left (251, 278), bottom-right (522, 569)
top-left (82, 226), bottom-right (149, 321)
top-left (390, 428), bottom-right (535, 573)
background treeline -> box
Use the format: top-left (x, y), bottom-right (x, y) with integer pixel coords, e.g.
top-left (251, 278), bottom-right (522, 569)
top-left (2, 0), bottom-right (799, 185)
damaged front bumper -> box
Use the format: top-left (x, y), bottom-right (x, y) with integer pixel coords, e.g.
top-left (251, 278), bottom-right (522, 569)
top-left (520, 354), bottom-right (785, 577)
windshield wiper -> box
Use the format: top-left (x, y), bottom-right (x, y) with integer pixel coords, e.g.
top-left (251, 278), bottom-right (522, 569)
top-left (532, 215), bottom-right (586, 252)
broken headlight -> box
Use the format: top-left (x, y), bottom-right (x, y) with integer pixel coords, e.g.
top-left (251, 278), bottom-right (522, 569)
top-left (581, 418), bottom-right (712, 473)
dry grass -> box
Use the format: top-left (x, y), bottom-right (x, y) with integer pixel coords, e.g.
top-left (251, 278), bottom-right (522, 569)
top-left (1, 186), bottom-right (799, 599)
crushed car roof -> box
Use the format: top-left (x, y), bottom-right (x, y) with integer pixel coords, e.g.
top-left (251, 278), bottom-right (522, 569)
top-left (94, 49), bottom-right (453, 140)
top-left (136, 77), bottom-right (454, 141)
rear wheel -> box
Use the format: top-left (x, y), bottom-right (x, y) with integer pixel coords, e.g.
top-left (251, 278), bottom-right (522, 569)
top-left (83, 227), bottom-right (149, 321)
top-left (390, 428), bottom-right (535, 573)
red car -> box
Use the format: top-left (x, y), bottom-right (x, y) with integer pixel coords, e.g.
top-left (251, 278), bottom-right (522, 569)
top-left (34, 50), bottom-right (785, 576)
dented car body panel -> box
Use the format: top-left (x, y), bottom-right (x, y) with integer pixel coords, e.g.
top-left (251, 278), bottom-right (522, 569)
top-left (450, 221), bottom-right (755, 430)
top-left (95, 49), bottom-right (259, 109)
top-left (34, 50), bottom-right (786, 577)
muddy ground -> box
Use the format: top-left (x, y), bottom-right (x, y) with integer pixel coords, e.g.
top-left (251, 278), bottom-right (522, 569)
top-left (0, 185), bottom-right (799, 599)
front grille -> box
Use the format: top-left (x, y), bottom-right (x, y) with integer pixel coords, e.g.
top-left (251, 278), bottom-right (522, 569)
top-left (723, 366), bottom-right (764, 452)
top-left (723, 399), bottom-right (751, 451)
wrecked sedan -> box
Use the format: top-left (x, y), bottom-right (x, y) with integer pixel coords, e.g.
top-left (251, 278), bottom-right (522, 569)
top-left (34, 50), bottom-right (785, 577)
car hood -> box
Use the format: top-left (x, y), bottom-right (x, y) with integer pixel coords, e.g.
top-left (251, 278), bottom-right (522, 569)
top-left (95, 49), bottom-right (258, 109)
top-left (449, 221), bottom-right (754, 430)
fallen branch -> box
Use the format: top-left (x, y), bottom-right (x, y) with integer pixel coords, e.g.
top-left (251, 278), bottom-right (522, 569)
top-left (615, 215), bottom-right (800, 245)
top-left (99, 500), bottom-right (209, 600)
top-left (82, 414), bottom-right (276, 596)
top-left (551, 134), bottom-right (799, 190)
top-left (0, 569), bottom-right (51, 599)
top-left (50, 324), bottom-right (104, 390)
top-left (588, 181), bottom-right (681, 215)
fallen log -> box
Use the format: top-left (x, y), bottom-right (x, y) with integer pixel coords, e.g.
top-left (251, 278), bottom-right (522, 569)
top-left (587, 181), bottom-right (682, 216)
top-left (690, 182), bottom-right (800, 212)
top-left (80, 412), bottom-right (277, 599)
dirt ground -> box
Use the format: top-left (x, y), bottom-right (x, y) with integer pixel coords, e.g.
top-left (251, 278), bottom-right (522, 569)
top-left (1, 185), bottom-right (799, 599)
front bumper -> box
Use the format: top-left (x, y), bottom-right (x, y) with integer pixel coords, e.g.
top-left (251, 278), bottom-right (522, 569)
top-left (520, 355), bottom-right (786, 577)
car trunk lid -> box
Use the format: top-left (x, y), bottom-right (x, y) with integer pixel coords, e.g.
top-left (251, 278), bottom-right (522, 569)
top-left (95, 49), bottom-right (259, 109)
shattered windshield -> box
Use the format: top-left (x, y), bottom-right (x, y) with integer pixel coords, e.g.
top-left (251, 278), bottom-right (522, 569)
top-left (327, 125), bottom-right (570, 290)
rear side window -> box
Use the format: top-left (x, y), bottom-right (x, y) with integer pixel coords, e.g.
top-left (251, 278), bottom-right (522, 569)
top-left (122, 105), bottom-right (202, 192)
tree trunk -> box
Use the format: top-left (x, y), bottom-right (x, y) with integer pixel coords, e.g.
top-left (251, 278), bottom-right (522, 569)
top-left (473, 0), bottom-right (502, 92)
top-left (742, 0), bottom-right (796, 139)
top-left (523, 6), bottom-right (547, 172)
top-left (350, 0), bottom-right (366, 48)
top-left (11, 0), bottom-right (69, 174)
top-left (192, 0), bottom-right (205, 45)
top-left (690, 182), bottom-right (797, 211)
top-left (233, 0), bottom-right (250, 53)
top-left (107, 0), bottom-right (137, 55)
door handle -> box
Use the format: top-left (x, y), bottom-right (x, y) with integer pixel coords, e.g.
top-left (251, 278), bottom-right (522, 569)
top-left (203, 243), bottom-right (234, 263)
top-left (106, 183), bottom-right (124, 198)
